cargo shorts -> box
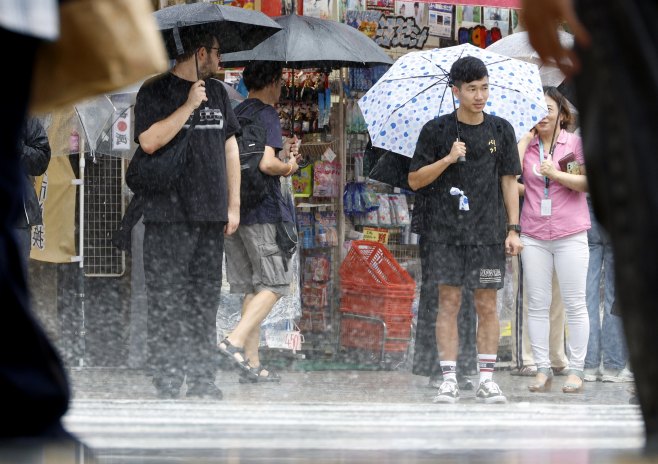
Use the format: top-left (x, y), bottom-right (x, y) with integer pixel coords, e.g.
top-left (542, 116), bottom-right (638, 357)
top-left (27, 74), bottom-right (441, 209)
top-left (225, 222), bottom-right (292, 296)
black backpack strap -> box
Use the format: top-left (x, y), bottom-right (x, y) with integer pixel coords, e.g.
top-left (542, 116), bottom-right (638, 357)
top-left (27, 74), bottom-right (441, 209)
top-left (235, 99), bottom-right (269, 118)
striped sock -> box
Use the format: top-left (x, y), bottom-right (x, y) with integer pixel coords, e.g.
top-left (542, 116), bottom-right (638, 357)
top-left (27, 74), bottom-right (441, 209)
top-left (440, 361), bottom-right (457, 383)
top-left (478, 354), bottom-right (497, 383)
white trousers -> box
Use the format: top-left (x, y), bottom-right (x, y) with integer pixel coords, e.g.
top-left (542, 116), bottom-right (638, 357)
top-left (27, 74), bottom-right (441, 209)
top-left (521, 232), bottom-right (590, 371)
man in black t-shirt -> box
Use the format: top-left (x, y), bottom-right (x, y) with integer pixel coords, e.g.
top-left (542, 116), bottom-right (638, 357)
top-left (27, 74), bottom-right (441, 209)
top-left (133, 32), bottom-right (241, 399)
top-left (223, 61), bottom-right (301, 383)
top-left (408, 56), bottom-right (522, 404)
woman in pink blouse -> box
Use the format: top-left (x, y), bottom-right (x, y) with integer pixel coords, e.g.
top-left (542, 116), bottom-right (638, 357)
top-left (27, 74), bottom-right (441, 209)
top-left (517, 87), bottom-right (590, 394)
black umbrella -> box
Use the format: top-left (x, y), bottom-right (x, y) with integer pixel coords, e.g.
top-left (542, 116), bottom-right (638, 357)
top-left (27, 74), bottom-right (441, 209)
top-left (221, 14), bottom-right (392, 141)
top-left (154, 3), bottom-right (282, 57)
top-left (221, 13), bottom-right (393, 69)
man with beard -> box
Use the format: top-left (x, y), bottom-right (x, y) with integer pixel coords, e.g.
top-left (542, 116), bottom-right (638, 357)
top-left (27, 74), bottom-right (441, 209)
top-left (134, 32), bottom-right (241, 399)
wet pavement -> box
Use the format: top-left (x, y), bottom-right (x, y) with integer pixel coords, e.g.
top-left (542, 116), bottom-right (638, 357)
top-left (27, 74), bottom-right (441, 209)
top-left (50, 366), bottom-right (657, 463)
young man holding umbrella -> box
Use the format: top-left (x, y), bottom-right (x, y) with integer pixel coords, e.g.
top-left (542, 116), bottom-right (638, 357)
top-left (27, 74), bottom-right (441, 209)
top-left (408, 56), bottom-right (523, 404)
top-left (134, 32), bottom-right (241, 398)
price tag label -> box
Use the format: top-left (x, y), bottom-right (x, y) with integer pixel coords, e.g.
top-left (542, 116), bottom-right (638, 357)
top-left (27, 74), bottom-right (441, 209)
top-left (362, 227), bottom-right (389, 244)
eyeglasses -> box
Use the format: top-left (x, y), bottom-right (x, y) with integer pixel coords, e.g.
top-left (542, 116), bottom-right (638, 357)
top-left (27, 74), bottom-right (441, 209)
top-left (205, 46), bottom-right (221, 58)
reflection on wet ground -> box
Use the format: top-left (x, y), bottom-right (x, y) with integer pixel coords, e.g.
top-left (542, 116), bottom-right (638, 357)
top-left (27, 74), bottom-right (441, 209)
top-left (29, 368), bottom-right (654, 463)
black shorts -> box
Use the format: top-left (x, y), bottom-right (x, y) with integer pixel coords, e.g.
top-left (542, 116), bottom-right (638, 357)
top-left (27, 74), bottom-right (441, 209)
top-left (424, 243), bottom-right (506, 289)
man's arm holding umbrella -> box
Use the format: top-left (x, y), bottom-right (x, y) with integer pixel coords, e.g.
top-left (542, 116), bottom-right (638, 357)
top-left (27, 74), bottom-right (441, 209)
top-left (138, 80), bottom-right (207, 154)
top-left (408, 123), bottom-right (466, 191)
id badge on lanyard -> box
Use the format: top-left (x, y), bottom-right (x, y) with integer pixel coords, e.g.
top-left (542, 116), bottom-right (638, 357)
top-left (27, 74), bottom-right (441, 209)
top-left (539, 140), bottom-right (552, 217)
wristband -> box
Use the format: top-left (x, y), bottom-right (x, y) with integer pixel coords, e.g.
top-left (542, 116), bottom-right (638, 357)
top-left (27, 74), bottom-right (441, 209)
top-left (285, 162), bottom-right (294, 176)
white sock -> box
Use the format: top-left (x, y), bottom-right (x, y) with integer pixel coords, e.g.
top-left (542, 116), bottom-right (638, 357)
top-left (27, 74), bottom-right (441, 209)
top-left (478, 354), bottom-right (497, 384)
top-left (440, 360), bottom-right (457, 383)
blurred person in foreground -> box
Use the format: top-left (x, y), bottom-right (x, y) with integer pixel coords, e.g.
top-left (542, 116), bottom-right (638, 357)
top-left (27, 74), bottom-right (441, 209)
top-left (15, 116), bottom-right (51, 266)
top-left (134, 31), bottom-right (240, 399)
top-left (222, 61), bottom-right (300, 383)
top-left (408, 56), bottom-right (522, 405)
top-left (521, 0), bottom-right (658, 453)
top-left (0, 0), bottom-right (77, 450)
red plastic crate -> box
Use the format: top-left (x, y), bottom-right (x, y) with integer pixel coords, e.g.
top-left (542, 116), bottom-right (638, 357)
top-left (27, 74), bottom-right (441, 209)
top-left (341, 280), bottom-right (415, 298)
top-left (339, 240), bottom-right (415, 291)
top-left (340, 289), bottom-right (414, 316)
top-left (339, 313), bottom-right (412, 352)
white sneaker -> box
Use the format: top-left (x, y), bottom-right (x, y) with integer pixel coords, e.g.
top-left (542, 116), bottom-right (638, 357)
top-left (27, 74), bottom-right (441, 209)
top-left (583, 367), bottom-right (600, 382)
top-left (601, 367), bottom-right (634, 383)
top-left (432, 379), bottom-right (460, 404)
top-left (475, 379), bottom-right (507, 404)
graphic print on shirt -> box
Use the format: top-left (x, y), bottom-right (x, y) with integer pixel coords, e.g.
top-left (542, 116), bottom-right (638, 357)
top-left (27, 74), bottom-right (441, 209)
top-left (488, 138), bottom-right (497, 155)
top-left (197, 106), bottom-right (225, 130)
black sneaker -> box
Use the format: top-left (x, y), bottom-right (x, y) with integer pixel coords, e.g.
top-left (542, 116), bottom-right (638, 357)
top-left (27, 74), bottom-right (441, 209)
top-left (186, 381), bottom-right (223, 399)
top-left (458, 376), bottom-right (474, 391)
top-left (153, 377), bottom-right (181, 399)
top-left (428, 375), bottom-right (442, 389)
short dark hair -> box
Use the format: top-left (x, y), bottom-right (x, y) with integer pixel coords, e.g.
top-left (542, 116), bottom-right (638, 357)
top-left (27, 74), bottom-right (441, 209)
top-left (174, 31), bottom-right (219, 61)
top-left (543, 86), bottom-right (575, 129)
top-left (449, 56), bottom-right (488, 87)
top-left (414, 2), bottom-right (419, 7)
top-left (242, 61), bottom-right (284, 91)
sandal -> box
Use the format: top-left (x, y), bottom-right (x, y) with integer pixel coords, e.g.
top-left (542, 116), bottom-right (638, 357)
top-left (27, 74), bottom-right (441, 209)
top-left (528, 367), bottom-right (553, 392)
top-left (562, 369), bottom-right (584, 393)
top-left (239, 365), bottom-right (282, 384)
top-left (511, 366), bottom-right (538, 377)
top-left (552, 366), bottom-right (567, 376)
top-left (218, 338), bottom-right (254, 376)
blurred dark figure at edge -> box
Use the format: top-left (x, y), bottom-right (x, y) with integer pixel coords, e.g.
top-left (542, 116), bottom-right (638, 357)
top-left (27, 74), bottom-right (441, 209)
top-left (0, 0), bottom-right (83, 458)
top-left (15, 116), bottom-right (51, 266)
top-left (522, 0), bottom-right (658, 454)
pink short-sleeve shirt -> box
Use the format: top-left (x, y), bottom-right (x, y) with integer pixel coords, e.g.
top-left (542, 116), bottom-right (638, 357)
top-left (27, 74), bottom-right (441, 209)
top-left (520, 130), bottom-right (590, 240)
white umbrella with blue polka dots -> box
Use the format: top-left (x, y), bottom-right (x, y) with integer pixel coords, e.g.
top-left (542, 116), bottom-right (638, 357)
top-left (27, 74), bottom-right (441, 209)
top-left (358, 43), bottom-right (548, 158)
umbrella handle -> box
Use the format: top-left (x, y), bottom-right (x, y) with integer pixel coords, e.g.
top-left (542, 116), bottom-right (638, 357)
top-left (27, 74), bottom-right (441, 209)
top-left (450, 90), bottom-right (466, 163)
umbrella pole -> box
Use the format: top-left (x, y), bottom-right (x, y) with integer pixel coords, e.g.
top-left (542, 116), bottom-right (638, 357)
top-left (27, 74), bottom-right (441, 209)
top-left (548, 100), bottom-right (563, 156)
top-left (336, 67), bottom-right (346, 352)
top-left (338, 67), bottom-right (346, 258)
top-left (74, 134), bottom-right (86, 368)
top-left (291, 71), bottom-right (295, 136)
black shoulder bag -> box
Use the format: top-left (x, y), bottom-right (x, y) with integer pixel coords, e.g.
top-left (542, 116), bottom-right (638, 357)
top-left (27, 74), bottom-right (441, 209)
top-left (126, 115), bottom-right (198, 194)
top-left (275, 182), bottom-right (298, 271)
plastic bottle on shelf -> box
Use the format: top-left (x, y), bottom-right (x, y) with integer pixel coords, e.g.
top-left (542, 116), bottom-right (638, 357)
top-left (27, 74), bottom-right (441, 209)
top-left (317, 224), bottom-right (328, 247)
top-left (345, 100), bottom-right (354, 133)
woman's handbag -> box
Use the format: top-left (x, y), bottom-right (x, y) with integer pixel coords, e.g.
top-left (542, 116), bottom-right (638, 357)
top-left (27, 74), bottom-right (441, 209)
top-left (30, 0), bottom-right (168, 114)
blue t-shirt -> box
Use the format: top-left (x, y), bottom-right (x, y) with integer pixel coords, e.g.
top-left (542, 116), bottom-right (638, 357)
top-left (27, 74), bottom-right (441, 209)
top-left (236, 99), bottom-right (294, 225)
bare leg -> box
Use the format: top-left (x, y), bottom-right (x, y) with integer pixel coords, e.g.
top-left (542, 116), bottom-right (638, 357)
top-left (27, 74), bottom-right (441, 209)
top-left (474, 288), bottom-right (499, 355)
top-left (240, 294), bottom-right (258, 364)
top-left (436, 285), bottom-right (462, 361)
top-left (226, 290), bottom-right (280, 366)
